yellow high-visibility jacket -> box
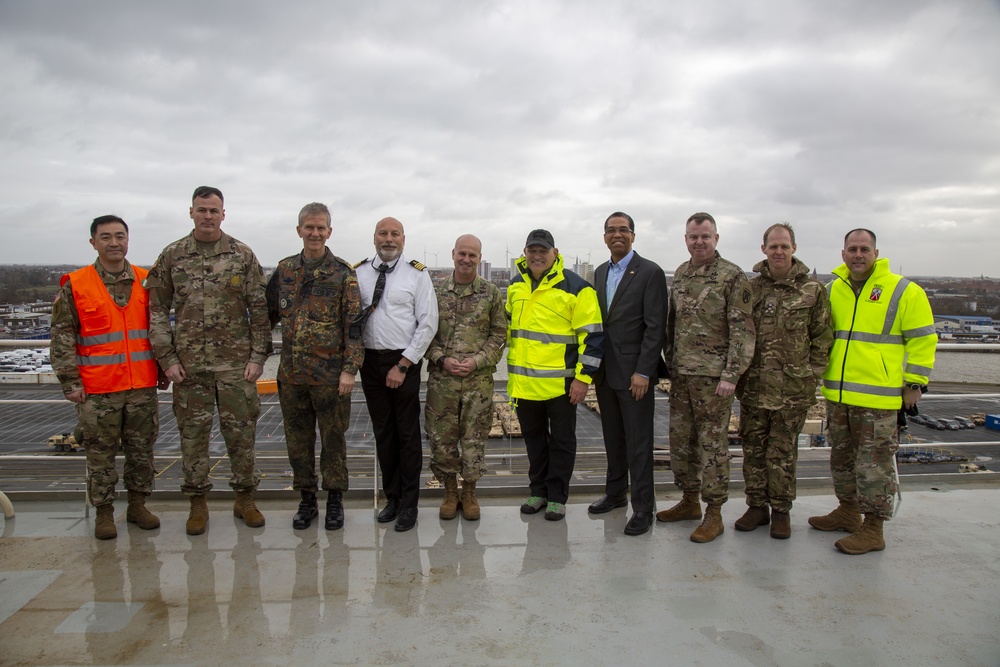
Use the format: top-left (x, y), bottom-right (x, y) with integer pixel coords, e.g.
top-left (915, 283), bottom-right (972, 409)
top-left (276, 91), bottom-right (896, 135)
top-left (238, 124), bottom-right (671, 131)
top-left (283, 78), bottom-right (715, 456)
top-left (821, 258), bottom-right (936, 409)
top-left (506, 254), bottom-right (603, 401)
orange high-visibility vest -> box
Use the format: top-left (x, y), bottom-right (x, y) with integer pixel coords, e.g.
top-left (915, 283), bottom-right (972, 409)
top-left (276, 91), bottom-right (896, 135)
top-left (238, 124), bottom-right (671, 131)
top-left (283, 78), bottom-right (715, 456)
top-left (62, 264), bottom-right (158, 394)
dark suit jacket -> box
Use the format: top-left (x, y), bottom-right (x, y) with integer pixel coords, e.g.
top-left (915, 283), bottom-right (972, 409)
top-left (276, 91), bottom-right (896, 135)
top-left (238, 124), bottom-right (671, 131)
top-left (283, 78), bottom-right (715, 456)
top-left (594, 251), bottom-right (668, 391)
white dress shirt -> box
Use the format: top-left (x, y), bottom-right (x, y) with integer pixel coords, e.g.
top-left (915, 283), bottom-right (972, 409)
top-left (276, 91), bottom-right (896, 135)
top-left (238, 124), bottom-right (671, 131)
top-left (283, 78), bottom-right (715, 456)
top-left (356, 254), bottom-right (439, 363)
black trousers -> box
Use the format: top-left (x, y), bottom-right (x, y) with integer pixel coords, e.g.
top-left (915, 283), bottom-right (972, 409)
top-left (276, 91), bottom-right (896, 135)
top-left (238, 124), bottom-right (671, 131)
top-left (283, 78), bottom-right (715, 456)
top-left (361, 350), bottom-right (424, 508)
top-left (516, 395), bottom-right (578, 504)
top-left (595, 382), bottom-right (656, 512)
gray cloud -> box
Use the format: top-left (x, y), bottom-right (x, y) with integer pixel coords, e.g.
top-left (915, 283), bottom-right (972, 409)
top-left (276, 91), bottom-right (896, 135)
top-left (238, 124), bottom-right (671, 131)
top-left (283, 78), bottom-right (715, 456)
top-left (0, 0), bottom-right (997, 277)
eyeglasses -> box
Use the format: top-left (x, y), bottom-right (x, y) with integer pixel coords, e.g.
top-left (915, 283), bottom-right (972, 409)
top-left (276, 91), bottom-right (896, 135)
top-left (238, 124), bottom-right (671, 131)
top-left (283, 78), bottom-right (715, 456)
top-left (604, 227), bottom-right (633, 236)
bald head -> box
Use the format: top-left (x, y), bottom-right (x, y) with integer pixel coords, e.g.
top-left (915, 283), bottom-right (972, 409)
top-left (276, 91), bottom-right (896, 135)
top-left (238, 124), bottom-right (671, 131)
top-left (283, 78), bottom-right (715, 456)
top-left (454, 234), bottom-right (481, 253)
top-left (374, 217), bottom-right (405, 262)
top-left (452, 234), bottom-right (483, 284)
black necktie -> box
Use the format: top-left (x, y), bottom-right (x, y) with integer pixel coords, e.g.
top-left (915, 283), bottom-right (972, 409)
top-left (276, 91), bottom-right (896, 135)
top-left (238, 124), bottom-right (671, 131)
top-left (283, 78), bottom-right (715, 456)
top-left (351, 261), bottom-right (394, 337)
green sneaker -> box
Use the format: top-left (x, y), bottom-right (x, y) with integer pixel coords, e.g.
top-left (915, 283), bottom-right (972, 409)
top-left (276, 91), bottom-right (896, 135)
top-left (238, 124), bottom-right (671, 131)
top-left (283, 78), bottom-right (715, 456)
top-left (520, 496), bottom-right (547, 514)
top-left (544, 502), bottom-right (566, 521)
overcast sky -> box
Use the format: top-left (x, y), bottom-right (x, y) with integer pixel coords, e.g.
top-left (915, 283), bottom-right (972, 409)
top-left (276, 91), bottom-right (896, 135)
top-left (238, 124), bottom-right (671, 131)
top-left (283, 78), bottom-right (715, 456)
top-left (1, 1), bottom-right (998, 277)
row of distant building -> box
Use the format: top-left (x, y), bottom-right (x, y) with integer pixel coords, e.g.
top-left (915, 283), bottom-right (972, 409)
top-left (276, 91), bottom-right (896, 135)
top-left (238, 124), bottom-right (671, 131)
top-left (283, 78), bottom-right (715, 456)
top-left (2, 261), bottom-right (999, 344)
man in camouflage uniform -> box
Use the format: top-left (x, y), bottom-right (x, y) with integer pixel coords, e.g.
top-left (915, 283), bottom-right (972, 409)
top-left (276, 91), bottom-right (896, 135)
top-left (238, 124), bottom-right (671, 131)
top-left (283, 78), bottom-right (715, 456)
top-left (51, 215), bottom-right (164, 539)
top-left (424, 234), bottom-right (506, 521)
top-left (146, 186), bottom-right (272, 535)
top-left (657, 212), bottom-right (755, 543)
top-left (735, 223), bottom-right (832, 539)
top-left (809, 229), bottom-right (936, 554)
top-left (266, 202), bottom-right (364, 531)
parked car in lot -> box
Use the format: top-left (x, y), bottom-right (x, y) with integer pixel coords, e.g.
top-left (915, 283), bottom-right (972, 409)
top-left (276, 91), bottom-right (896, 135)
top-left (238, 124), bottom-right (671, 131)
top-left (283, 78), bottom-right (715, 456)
top-left (953, 416), bottom-right (976, 429)
top-left (923, 417), bottom-right (947, 430)
top-left (909, 414), bottom-right (929, 426)
top-left (937, 418), bottom-right (962, 431)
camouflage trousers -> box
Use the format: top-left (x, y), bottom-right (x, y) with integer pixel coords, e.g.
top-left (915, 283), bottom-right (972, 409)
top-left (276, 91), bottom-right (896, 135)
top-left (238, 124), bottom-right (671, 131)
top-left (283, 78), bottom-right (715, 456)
top-left (424, 371), bottom-right (493, 482)
top-left (278, 382), bottom-right (351, 492)
top-left (826, 401), bottom-right (899, 520)
top-left (78, 387), bottom-right (158, 507)
top-left (669, 374), bottom-right (733, 505)
top-left (738, 404), bottom-right (809, 512)
top-left (173, 369), bottom-right (260, 495)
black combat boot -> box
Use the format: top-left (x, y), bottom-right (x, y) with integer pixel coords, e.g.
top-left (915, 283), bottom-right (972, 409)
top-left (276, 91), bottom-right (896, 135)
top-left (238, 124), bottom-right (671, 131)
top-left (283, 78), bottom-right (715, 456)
top-left (292, 490), bottom-right (319, 530)
top-left (325, 490), bottom-right (345, 531)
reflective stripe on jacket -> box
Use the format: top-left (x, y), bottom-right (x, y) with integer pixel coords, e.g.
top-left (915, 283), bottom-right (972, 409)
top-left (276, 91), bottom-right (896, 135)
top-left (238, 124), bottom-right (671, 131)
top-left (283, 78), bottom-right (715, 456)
top-left (820, 257), bottom-right (936, 409)
top-left (63, 264), bottom-right (158, 393)
top-left (506, 254), bottom-right (603, 401)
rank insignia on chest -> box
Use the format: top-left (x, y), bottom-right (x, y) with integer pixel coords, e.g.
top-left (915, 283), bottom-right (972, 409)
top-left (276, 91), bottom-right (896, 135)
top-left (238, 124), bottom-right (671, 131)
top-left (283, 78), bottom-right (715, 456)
top-left (230, 275), bottom-right (243, 288)
top-left (869, 285), bottom-right (883, 302)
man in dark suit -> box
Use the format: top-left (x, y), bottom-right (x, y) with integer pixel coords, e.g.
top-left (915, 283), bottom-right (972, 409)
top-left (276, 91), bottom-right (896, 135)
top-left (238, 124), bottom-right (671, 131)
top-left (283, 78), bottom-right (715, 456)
top-left (588, 212), bottom-right (668, 536)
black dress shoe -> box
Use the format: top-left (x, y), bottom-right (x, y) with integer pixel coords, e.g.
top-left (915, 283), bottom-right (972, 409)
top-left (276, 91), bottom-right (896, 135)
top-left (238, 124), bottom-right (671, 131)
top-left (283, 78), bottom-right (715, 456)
top-left (394, 507), bottom-right (418, 532)
top-left (325, 491), bottom-right (344, 531)
top-left (377, 499), bottom-right (400, 523)
top-left (624, 511), bottom-right (654, 536)
top-left (292, 491), bottom-right (319, 530)
top-left (588, 494), bottom-right (629, 514)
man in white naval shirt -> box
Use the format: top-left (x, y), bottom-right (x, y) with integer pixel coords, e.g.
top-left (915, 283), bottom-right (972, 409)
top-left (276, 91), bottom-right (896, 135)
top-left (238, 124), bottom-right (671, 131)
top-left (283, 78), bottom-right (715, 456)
top-left (355, 216), bottom-right (438, 532)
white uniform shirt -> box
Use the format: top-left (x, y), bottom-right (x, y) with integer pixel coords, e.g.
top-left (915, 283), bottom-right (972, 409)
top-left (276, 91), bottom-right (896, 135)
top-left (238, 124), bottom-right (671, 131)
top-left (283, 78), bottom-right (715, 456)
top-left (356, 254), bottom-right (439, 363)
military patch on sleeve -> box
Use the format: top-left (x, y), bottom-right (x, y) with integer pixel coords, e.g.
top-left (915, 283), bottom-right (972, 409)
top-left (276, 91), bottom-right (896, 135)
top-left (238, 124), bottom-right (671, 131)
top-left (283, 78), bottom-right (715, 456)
top-left (409, 259), bottom-right (427, 271)
top-left (141, 262), bottom-right (154, 288)
top-left (743, 288), bottom-right (751, 303)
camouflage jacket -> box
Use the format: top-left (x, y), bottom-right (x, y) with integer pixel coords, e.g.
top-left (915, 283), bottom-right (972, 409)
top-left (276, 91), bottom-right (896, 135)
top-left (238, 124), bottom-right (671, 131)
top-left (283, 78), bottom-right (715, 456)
top-left (266, 249), bottom-right (364, 384)
top-left (145, 231), bottom-right (271, 373)
top-left (426, 274), bottom-right (506, 378)
top-left (736, 258), bottom-right (833, 409)
top-left (51, 260), bottom-right (141, 394)
top-left (665, 251), bottom-right (755, 383)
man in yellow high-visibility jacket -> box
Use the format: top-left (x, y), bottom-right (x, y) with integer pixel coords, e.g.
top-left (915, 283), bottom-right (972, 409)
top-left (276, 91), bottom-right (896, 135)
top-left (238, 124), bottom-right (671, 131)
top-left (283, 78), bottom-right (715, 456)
top-left (809, 228), bottom-right (936, 555)
top-left (507, 229), bottom-right (603, 522)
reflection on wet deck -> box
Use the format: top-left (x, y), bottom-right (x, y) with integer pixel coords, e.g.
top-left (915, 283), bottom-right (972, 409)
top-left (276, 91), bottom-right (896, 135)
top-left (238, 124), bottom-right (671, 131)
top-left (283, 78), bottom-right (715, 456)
top-left (1, 485), bottom-right (999, 666)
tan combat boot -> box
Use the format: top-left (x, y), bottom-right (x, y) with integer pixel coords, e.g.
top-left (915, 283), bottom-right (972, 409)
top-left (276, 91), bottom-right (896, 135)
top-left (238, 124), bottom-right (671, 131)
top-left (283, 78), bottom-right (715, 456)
top-left (126, 491), bottom-right (160, 530)
top-left (461, 479), bottom-right (481, 521)
top-left (835, 514), bottom-right (885, 555)
top-left (186, 495), bottom-right (209, 535)
top-left (655, 492), bottom-right (702, 522)
top-left (234, 491), bottom-right (265, 527)
top-left (734, 505), bottom-right (770, 532)
top-left (808, 498), bottom-right (862, 532)
top-left (690, 504), bottom-right (724, 543)
top-left (440, 474), bottom-right (459, 520)
top-left (769, 510), bottom-right (791, 539)
top-left (94, 503), bottom-right (117, 540)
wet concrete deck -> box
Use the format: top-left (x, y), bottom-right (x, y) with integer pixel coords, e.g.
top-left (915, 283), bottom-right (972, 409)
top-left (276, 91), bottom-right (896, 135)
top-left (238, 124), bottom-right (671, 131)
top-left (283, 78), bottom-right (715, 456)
top-left (1, 482), bottom-right (998, 666)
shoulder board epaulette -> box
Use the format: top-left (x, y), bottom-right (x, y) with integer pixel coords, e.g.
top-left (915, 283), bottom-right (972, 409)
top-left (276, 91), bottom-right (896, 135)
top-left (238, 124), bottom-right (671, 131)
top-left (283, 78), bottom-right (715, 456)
top-left (353, 258), bottom-right (371, 270)
top-left (409, 260), bottom-right (427, 271)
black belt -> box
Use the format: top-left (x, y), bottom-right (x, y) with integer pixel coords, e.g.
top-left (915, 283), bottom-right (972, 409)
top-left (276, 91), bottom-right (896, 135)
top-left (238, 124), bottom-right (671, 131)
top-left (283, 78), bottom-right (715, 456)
top-left (365, 348), bottom-right (404, 356)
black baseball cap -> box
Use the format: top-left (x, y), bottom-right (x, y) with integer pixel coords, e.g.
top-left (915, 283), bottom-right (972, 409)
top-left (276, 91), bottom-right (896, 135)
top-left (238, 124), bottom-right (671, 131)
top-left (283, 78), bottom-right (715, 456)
top-left (524, 229), bottom-right (555, 249)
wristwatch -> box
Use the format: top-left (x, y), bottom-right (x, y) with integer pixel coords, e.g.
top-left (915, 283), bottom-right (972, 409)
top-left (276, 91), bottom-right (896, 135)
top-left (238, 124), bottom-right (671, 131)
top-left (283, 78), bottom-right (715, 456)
top-left (905, 383), bottom-right (926, 392)
top-left (396, 363), bottom-right (409, 375)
